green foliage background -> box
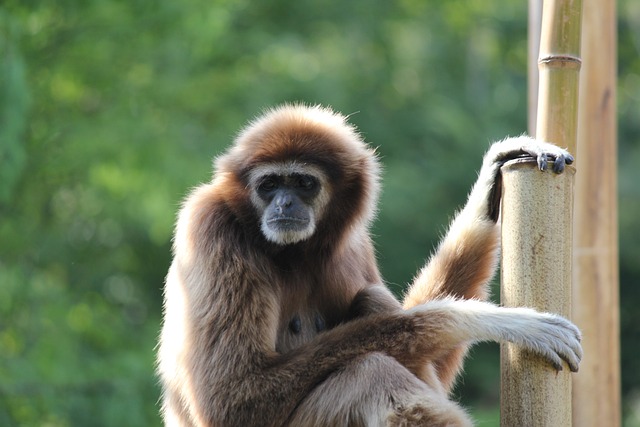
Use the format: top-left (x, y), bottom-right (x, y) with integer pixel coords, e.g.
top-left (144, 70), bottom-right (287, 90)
top-left (1, 0), bottom-right (639, 425)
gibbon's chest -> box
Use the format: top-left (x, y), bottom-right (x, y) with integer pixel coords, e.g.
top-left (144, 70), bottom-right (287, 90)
top-left (270, 248), bottom-right (366, 354)
top-left (274, 275), bottom-right (354, 354)
top-left (275, 308), bottom-right (329, 354)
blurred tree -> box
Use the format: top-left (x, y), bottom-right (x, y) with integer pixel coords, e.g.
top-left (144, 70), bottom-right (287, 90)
top-left (0, 0), bottom-right (638, 425)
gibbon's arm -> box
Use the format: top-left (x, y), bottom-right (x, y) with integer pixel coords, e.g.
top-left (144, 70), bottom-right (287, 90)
top-left (346, 284), bottom-right (403, 319)
top-left (400, 136), bottom-right (574, 389)
top-left (403, 136), bottom-right (574, 306)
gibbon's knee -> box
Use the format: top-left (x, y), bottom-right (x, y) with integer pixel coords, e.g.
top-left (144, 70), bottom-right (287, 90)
top-left (287, 353), bottom-right (470, 427)
top-left (286, 353), bottom-right (416, 426)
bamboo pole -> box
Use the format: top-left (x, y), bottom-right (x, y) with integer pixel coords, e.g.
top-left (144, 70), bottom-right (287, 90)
top-left (525, 0), bottom-right (620, 423)
top-left (534, 0), bottom-right (582, 153)
top-left (500, 160), bottom-right (575, 426)
top-left (571, 0), bottom-right (620, 425)
top-left (528, 0), bottom-right (543, 135)
top-left (500, 0), bottom-right (582, 425)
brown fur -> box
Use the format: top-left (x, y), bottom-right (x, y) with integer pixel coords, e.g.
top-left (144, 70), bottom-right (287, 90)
top-left (157, 105), bottom-right (582, 426)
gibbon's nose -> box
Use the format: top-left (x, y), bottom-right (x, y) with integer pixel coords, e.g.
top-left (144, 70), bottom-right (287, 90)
top-left (275, 192), bottom-right (293, 213)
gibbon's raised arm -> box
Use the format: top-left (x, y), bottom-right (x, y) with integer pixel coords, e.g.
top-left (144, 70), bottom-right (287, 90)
top-left (402, 136), bottom-right (575, 388)
top-left (404, 137), bottom-right (574, 306)
top-left (158, 105), bottom-right (581, 427)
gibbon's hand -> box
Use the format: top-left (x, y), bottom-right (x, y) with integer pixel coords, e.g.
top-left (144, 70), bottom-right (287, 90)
top-left (517, 311), bottom-right (583, 372)
top-left (488, 136), bottom-right (574, 173)
top-left (473, 136), bottom-right (574, 222)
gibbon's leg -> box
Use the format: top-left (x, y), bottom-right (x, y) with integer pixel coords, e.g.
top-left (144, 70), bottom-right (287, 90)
top-left (285, 352), bottom-right (473, 427)
top-left (402, 136), bottom-right (574, 389)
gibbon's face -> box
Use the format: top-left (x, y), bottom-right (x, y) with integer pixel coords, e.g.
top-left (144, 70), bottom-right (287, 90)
top-left (248, 162), bottom-right (330, 245)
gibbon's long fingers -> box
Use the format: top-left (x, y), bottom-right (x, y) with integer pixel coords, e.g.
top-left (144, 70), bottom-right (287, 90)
top-left (483, 136), bottom-right (574, 174)
top-left (532, 150), bottom-right (574, 174)
top-left (510, 313), bottom-right (583, 373)
top-left (413, 299), bottom-right (583, 372)
top-left (551, 152), bottom-right (574, 173)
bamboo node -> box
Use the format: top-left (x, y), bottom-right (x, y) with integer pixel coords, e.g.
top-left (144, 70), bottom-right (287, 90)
top-left (538, 55), bottom-right (582, 69)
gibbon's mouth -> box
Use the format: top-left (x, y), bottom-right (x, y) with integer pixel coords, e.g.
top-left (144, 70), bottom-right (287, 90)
top-left (267, 216), bottom-right (310, 227)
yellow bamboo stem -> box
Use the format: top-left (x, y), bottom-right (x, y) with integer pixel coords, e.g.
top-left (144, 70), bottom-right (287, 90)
top-left (535, 0), bottom-right (582, 153)
top-left (571, 0), bottom-right (620, 425)
top-left (528, 0), bottom-right (542, 135)
top-left (501, 0), bottom-right (582, 425)
top-left (500, 159), bottom-right (575, 426)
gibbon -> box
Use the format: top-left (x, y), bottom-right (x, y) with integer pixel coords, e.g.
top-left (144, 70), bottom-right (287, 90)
top-left (157, 104), bottom-right (581, 426)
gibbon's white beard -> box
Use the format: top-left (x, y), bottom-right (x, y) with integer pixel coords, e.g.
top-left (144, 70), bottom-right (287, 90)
top-left (261, 215), bottom-right (316, 245)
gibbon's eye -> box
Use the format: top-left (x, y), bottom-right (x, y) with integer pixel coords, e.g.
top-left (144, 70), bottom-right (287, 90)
top-left (258, 177), bottom-right (278, 193)
top-left (296, 175), bottom-right (317, 191)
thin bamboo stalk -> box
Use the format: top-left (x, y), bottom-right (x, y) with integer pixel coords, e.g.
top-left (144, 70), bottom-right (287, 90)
top-left (528, 0), bottom-right (543, 135)
top-left (535, 0), bottom-right (582, 153)
top-left (571, 0), bottom-right (620, 425)
top-left (500, 0), bottom-right (582, 425)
